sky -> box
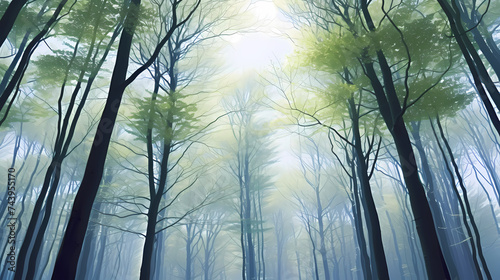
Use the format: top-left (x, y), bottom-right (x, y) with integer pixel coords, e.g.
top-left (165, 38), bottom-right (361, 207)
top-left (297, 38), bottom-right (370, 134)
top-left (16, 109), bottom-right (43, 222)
top-left (224, 0), bottom-right (294, 71)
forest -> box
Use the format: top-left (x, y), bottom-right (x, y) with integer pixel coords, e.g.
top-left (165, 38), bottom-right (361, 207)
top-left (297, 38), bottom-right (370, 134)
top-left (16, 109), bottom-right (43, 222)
top-left (1, 0), bottom-right (500, 279)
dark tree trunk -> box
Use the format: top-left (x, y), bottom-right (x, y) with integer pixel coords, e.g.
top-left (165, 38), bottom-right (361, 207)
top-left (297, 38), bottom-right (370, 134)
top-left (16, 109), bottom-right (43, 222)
top-left (431, 117), bottom-right (492, 279)
top-left (350, 177), bottom-right (372, 280)
top-left (0, 31), bottom-right (30, 93)
top-left (0, 0), bottom-right (68, 123)
top-left (410, 121), bottom-right (462, 279)
top-left (0, 141), bottom-right (40, 280)
top-left (51, 0), bottom-right (141, 277)
top-left (358, 1), bottom-right (451, 278)
top-left (348, 97), bottom-right (390, 280)
top-left (385, 211), bottom-right (405, 279)
top-left (16, 19), bottom-right (110, 277)
top-left (0, 0), bottom-right (29, 47)
top-left (436, 0), bottom-right (500, 136)
top-left (139, 129), bottom-right (172, 280)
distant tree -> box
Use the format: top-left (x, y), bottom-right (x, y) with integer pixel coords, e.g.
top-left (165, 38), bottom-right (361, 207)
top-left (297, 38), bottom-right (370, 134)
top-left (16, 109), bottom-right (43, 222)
top-left (293, 136), bottom-right (336, 280)
top-left (224, 86), bottom-right (275, 280)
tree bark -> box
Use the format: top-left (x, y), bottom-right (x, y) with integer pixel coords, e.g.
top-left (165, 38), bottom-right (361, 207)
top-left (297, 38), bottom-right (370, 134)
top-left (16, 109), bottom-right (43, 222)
top-left (0, 0), bottom-right (29, 47)
top-left (348, 97), bottom-right (390, 280)
top-left (358, 2), bottom-right (451, 278)
top-left (51, 0), bottom-right (141, 277)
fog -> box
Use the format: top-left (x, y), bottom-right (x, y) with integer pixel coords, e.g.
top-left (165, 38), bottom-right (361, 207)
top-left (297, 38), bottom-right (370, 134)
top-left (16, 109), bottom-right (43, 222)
top-left (1, 0), bottom-right (500, 279)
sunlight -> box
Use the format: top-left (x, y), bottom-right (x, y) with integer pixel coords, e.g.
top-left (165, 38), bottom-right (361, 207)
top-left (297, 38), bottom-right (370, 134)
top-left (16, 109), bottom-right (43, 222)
top-left (224, 0), bottom-right (293, 71)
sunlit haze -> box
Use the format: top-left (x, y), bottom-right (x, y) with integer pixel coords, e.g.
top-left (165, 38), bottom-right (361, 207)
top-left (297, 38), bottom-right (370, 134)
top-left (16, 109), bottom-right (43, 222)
top-left (224, 1), bottom-right (293, 71)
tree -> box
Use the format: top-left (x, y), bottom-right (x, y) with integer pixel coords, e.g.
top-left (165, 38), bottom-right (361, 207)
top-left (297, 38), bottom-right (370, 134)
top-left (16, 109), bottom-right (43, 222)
top-left (280, 0), bottom-right (479, 277)
top-left (52, 0), bottom-right (202, 278)
top-left (13, 1), bottom-right (123, 277)
top-left (224, 85), bottom-right (275, 280)
top-left (0, 0), bottom-right (29, 47)
top-left (436, 0), bottom-right (500, 135)
top-left (0, 0), bottom-right (71, 125)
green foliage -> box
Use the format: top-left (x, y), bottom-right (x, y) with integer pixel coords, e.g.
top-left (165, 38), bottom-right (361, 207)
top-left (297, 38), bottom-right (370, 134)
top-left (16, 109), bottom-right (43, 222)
top-left (297, 28), bottom-right (375, 73)
top-left (294, 1), bottom-right (471, 124)
top-left (60, 0), bottom-right (124, 42)
top-left (33, 49), bottom-right (82, 85)
top-left (127, 91), bottom-right (199, 143)
top-left (398, 78), bottom-right (473, 121)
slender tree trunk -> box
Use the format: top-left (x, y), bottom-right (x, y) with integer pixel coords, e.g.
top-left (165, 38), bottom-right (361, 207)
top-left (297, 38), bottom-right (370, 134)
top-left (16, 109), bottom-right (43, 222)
top-left (244, 186), bottom-right (257, 280)
top-left (292, 225), bottom-right (302, 280)
top-left (315, 190), bottom-right (330, 280)
top-left (92, 224), bottom-right (108, 279)
top-left (436, 0), bottom-right (500, 135)
top-left (239, 172), bottom-right (247, 280)
top-left (306, 221), bottom-right (320, 280)
top-left (385, 211), bottom-right (405, 279)
top-left (348, 97), bottom-right (390, 280)
top-left (139, 139), bottom-right (172, 280)
top-left (0, 0), bottom-right (69, 122)
top-left (185, 224), bottom-right (193, 280)
top-left (328, 218), bottom-right (340, 280)
top-left (349, 158), bottom-right (372, 280)
top-left (460, 9), bottom-right (500, 79)
top-left (0, 31), bottom-right (30, 93)
top-left (432, 116), bottom-right (492, 279)
top-left (77, 197), bottom-right (104, 280)
top-left (0, 141), bottom-right (41, 280)
top-left (37, 195), bottom-right (71, 280)
top-left (257, 190), bottom-right (265, 280)
top-left (24, 164), bottom-right (63, 280)
top-left (15, 161), bottom-right (57, 280)
top-left (410, 121), bottom-right (462, 278)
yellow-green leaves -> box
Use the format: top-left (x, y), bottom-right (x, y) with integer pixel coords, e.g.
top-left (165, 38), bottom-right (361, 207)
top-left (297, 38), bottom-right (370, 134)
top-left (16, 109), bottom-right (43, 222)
top-left (401, 78), bottom-right (473, 121)
top-left (127, 91), bottom-right (199, 143)
top-left (298, 29), bottom-right (374, 72)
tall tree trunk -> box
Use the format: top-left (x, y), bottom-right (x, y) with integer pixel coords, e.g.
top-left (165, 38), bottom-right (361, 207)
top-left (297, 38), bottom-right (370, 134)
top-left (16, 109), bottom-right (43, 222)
top-left (431, 116), bottom-right (492, 279)
top-left (314, 188), bottom-right (330, 280)
top-left (436, 0), bottom-right (500, 135)
top-left (0, 31), bottom-right (30, 93)
top-left (16, 19), bottom-right (108, 277)
top-left (76, 200), bottom-right (101, 280)
top-left (0, 0), bottom-right (29, 47)
top-left (257, 189), bottom-right (265, 280)
top-left (410, 121), bottom-right (463, 278)
top-left (385, 211), bottom-right (405, 279)
top-left (139, 132), bottom-right (172, 280)
top-left (349, 175), bottom-right (372, 280)
top-left (51, 0), bottom-right (141, 277)
top-left (0, 0), bottom-right (69, 124)
top-left (328, 216), bottom-right (340, 280)
top-left (359, 1), bottom-right (451, 278)
top-left (348, 97), bottom-right (389, 280)
top-left (185, 224), bottom-right (193, 280)
top-left (92, 223), bottom-right (108, 280)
